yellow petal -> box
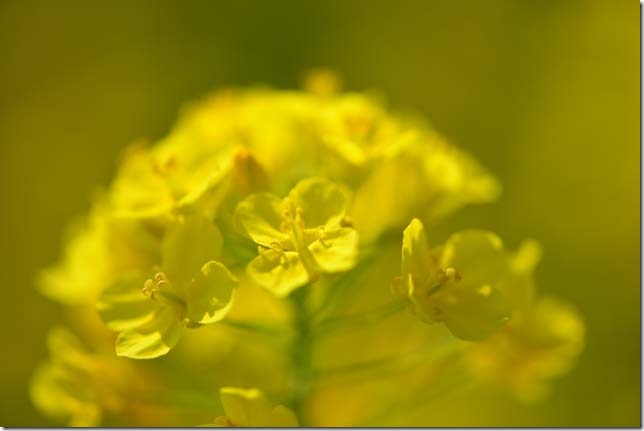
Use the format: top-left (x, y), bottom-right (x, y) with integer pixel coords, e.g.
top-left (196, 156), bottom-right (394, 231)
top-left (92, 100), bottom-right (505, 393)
top-left (186, 261), bottom-right (238, 325)
top-left (440, 230), bottom-right (508, 288)
top-left (401, 218), bottom-right (436, 289)
top-left (115, 307), bottom-right (182, 359)
top-left (97, 272), bottom-right (160, 331)
top-left (247, 249), bottom-right (309, 297)
top-left (234, 193), bottom-right (289, 247)
top-left (309, 227), bottom-right (358, 273)
top-left (288, 177), bottom-right (348, 228)
top-left (162, 216), bottom-right (223, 288)
top-left (219, 387), bottom-right (299, 427)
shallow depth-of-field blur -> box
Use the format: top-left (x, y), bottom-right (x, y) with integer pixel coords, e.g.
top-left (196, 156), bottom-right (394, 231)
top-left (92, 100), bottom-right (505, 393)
top-left (0, 0), bottom-right (639, 427)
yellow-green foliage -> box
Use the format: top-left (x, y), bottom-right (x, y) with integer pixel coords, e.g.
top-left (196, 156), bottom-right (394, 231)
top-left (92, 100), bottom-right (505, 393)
top-left (32, 75), bottom-right (584, 427)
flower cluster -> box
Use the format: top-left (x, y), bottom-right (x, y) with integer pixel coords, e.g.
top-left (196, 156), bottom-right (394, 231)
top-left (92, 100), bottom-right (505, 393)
top-left (32, 73), bottom-right (584, 427)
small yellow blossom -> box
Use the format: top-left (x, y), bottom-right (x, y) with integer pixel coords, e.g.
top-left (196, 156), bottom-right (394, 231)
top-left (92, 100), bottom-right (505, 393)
top-left (351, 135), bottom-right (500, 243)
top-left (394, 218), bottom-right (538, 341)
top-left (234, 177), bottom-right (358, 297)
top-left (38, 208), bottom-right (161, 305)
top-left (109, 140), bottom-right (232, 219)
top-left (467, 297), bottom-right (585, 402)
top-left (203, 387), bottom-right (299, 427)
top-left (97, 215), bottom-right (237, 358)
top-left (30, 328), bottom-right (142, 426)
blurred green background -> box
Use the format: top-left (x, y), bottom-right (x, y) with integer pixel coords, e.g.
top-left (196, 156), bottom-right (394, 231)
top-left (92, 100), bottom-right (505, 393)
top-left (0, 0), bottom-right (638, 426)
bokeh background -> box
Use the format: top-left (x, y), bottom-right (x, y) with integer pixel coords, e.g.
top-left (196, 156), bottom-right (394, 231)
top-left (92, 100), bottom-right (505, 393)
top-left (0, 0), bottom-right (639, 426)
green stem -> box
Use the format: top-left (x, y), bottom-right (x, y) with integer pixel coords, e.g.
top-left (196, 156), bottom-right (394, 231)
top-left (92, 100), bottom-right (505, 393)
top-left (359, 357), bottom-right (472, 426)
top-left (220, 318), bottom-right (287, 335)
top-left (314, 301), bottom-right (405, 336)
top-left (312, 252), bottom-right (378, 320)
top-left (313, 336), bottom-right (459, 383)
top-left (290, 286), bottom-right (313, 424)
top-left (134, 389), bottom-right (217, 411)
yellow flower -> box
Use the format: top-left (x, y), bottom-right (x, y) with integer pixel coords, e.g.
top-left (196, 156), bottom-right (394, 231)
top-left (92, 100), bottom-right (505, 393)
top-left (234, 177), bottom-right (358, 297)
top-left (30, 328), bottom-right (141, 426)
top-left (97, 215), bottom-right (237, 359)
top-left (467, 296), bottom-right (585, 402)
top-left (394, 218), bottom-right (538, 341)
top-left (38, 208), bottom-right (161, 305)
top-left (203, 387), bottom-right (299, 427)
top-left (351, 134), bottom-right (500, 243)
top-left (108, 140), bottom-right (232, 219)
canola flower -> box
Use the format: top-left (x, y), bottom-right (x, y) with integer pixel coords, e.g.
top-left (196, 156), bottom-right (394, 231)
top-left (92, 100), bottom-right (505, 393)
top-left (394, 218), bottom-right (538, 341)
top-left (203, 387), bottom-right (299, 427)
top-left (96, 215), bottom-right (237, 359)
top-left (234, 177), bottom-right (358, 297)
top-left (32, 72), bottom-right (584, 427)
top-left (30, 327), bottom-right (166, 426)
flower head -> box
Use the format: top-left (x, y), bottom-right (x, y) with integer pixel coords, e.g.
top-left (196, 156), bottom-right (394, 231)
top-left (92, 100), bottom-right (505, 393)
top-left (395, 218), bottom-right (539, 341)
top-left (234, 177), bottom-right (358, 297)
top-left (97, 215), bottom-right (237, 358)
top-left (32, 82), bottom-right (586, 427)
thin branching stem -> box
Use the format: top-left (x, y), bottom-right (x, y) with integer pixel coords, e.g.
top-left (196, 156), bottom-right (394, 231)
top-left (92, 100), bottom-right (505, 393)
top-left (314, 300), bottom-right (406, 336)
top-left (312, 252), bottom-right (379, 321)
top-left (219, 318), bottom-right (288, 335)
top-left (312, 336), bottom-right (460, 384)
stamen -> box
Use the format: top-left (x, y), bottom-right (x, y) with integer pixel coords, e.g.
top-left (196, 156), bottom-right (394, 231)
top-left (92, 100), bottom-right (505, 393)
top-left (280, 205), bottom-right (293, 232)
top-left (281, 200), bottom-right (292, 219)
top-left (426, 268), bottom-right (459, 296)
top-left (315, 226), bottom-right (331, 248)
top-left (164, 156), bottom-right (177, 173)
top-left (152, 155), bottom-right (178, 176)
top-left (152, 160), bottom-right (163, 176)
top-left (295, 207), bottom-right (305, 229)
top-left (142, 279), bottom-right (155, 298)
top-left (340, 216), bottom-right (353, 228)
top-left (154, 272), bottom-right (171, 290)
top-left (447, 268), bottom-right (461, 281)
top-left (280, 220), bottom-right (290, 233)
top-left (143, 272), bottom-right (174, 301)
top-left (270, 241), bottom-right (284, 252)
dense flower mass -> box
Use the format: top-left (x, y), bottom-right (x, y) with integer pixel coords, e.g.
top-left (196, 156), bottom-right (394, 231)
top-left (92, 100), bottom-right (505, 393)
top-left (32, 74), bottom-right (584, 427)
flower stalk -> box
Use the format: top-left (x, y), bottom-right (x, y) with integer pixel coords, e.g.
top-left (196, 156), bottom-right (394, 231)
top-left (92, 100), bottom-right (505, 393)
top-left (290, 286), bottom-right (313, 424)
